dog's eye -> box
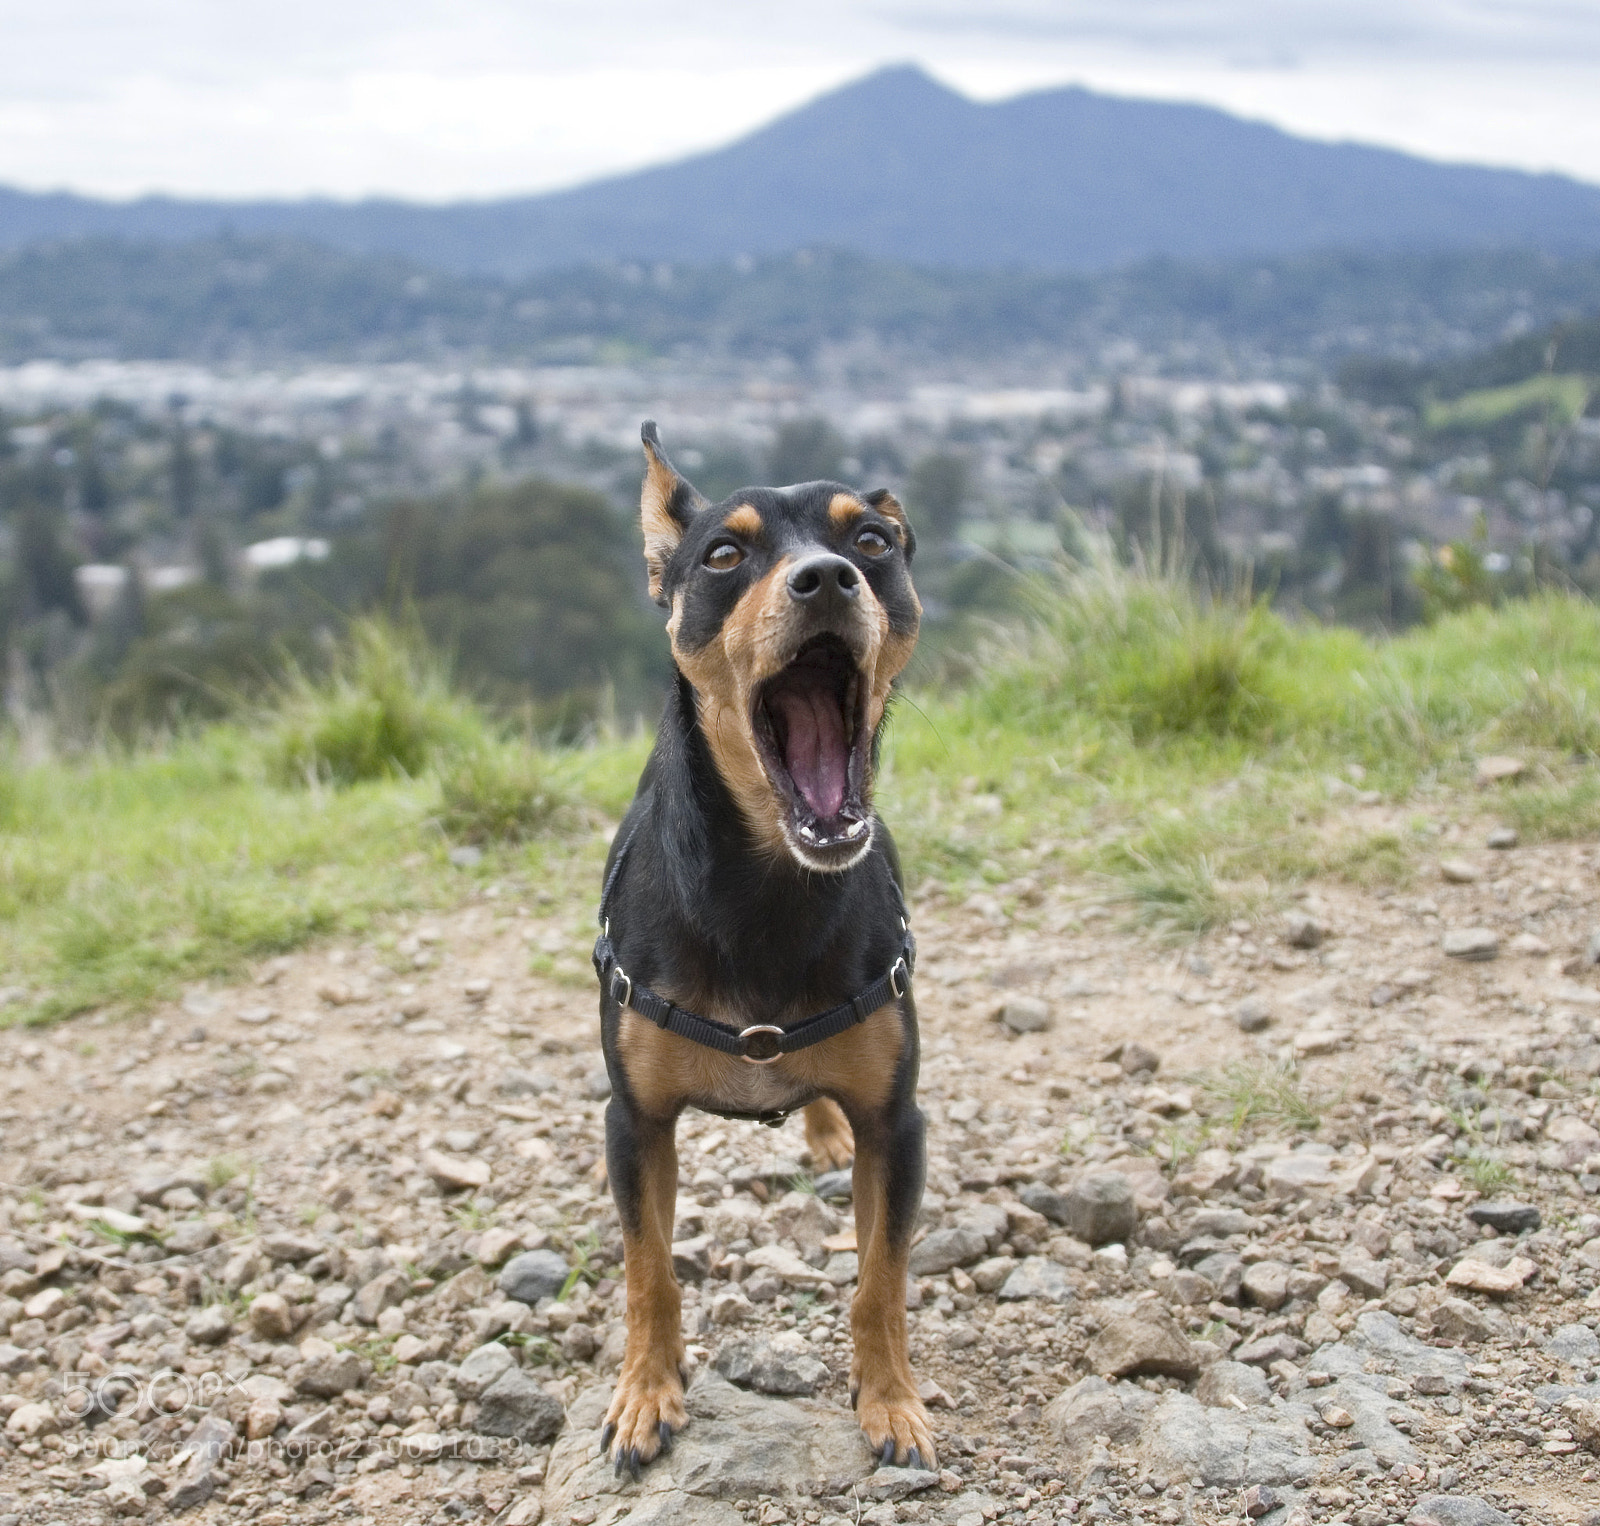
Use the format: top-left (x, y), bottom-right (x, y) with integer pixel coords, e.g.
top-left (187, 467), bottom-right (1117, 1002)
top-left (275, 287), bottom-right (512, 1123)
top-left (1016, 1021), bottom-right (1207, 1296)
top-left (704, 541), bottom-right (745, 571)
top-left (855, 528), bottom-right (892, 557)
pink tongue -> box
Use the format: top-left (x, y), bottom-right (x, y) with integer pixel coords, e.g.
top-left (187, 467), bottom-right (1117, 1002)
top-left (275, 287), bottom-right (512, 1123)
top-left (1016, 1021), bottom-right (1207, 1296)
top-left (770, 686), bottom-right (848, 820)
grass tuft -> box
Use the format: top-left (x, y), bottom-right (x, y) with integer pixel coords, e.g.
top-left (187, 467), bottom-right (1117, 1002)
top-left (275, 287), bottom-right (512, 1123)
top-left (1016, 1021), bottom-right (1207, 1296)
top-left (436, 742), bottom-right (569, 844)
top-left (1196, 1060), bottom-right (1323, 1132)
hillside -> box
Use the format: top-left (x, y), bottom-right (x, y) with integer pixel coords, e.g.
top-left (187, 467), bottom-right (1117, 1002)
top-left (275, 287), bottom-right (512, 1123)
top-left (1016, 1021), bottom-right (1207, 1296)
top-left (4, 67), bottom-right (1600, 276)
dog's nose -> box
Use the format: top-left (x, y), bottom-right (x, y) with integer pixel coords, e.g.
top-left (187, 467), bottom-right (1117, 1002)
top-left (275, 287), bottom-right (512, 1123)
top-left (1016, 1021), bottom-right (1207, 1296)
top-left (786, 554), bottom-right (860, 608)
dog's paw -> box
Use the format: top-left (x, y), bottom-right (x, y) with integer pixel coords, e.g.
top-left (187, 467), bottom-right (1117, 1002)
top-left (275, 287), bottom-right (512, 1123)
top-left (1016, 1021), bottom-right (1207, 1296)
top-left (851, 1380), bottom-right (936, 1471)
top-left (600, 1362), bottom-right (687, 1480)
top-left (802, 1099), bottom-right (855, 1173)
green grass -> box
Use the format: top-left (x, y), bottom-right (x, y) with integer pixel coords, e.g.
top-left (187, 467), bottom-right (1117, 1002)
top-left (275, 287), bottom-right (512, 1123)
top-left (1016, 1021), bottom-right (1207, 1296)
top-left (5, 564), bottom-right (1600, 1022)
top-left (1424, 373), bottom-right (1591, 432)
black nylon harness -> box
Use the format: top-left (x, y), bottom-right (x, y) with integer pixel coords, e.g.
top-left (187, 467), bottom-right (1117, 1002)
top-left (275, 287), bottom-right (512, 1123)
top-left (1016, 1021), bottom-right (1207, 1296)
top-left (592, 827), bottom-right (915, 1090)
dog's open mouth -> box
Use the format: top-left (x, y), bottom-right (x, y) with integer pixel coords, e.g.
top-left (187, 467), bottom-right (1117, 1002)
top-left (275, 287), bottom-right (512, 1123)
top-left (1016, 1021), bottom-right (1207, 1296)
top-left (752, 636), bottom-right (871, 859)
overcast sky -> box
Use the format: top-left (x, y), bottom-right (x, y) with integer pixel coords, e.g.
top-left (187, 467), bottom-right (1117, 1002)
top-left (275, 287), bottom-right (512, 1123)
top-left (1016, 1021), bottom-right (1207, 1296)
top-left (1, 1), bottom-right (1597, 201)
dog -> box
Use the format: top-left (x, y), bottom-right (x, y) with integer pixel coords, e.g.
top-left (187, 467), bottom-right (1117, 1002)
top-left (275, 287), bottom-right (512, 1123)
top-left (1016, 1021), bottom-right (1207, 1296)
top-left (592, 420), bottom-right (932, 1477)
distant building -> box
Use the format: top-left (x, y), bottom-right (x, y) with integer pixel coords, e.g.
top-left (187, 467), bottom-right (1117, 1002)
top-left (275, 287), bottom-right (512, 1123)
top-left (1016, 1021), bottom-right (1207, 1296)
top-left (243, 537), bottom-right (331, 573)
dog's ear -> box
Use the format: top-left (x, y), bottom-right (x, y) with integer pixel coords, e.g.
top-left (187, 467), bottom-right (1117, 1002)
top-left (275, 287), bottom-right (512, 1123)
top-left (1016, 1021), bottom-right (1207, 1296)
top-left (864, 488), bottom-right (916, 560)
top-left (640, 420), bottom-right (708, 605)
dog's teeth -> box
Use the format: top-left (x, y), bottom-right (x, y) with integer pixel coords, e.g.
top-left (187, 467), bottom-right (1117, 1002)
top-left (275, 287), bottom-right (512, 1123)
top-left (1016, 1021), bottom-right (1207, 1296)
top-left (845, 820), bottom-right (867, 839)
top-left (798, 824), bottom-right (818, 842)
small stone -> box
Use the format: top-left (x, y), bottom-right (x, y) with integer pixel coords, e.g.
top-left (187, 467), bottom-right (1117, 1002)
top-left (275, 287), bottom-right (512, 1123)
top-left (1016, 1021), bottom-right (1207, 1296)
top-left (463, 977), bottom-right (493, 1001)
top-left (1467, 1200), bottom-right (1540, 1234)
top-left (248, 1292), bottom-right (295, 1341)
top-left (1089, 1305), bottom-right (1199, 1380)
top-left (997, 996), bottom-right (1052, 1033)
top-left (353, 1269), bottom-right (410, 1324)
top-left (1475, 755), bottom-right (1526, 785)
top-left (1119, 1041), bottom-right (1160, 1076)
top-left (1284, 912), bottom-right (1325, 949)
top-left (449, 844), bottom-right (484, 868)
top-left (474, 1367), bottom-right (565, 1443)
top-left (1409, 1496), bottom-right (1517, 1526)
top-left (261, 1231), bottom-right (323, 1263)
top-left (1423, 1299), bottom-right (1492, 1345)
top-left (1320, 1404), bottom-right (1354, 1428)
top-left (1244, 1485), bottom-right (1285, 1519)
top-left (455, 1341), bottom-right (517, 1398)
top-left (1233, 1333), bottom-right (1304, 1368)
top-left (1241, 1260), bottom-right (1291, 1311)
top-left (184, 1307), bottom-right (233, 1345)
top-left (1235, 996), bottom-right (1274, 1033)
top-left (166, 1219), bottom-right (218, 1255)
top-left (997, 1257), bottom-right (1074, 1302)
top-left (713, 1334), bottom-right (831, 1396)
top-left (499, 1249), bottom-right (571, 1305)
top-left (1062, 1172), bottom-right (1138, 1246)
top-left (1018, 1181), bottom-right (1071, 1223)
top-left (907, 1225), bottom-right (989, 1276)
top-left (295, 1346), bottom-right (366, 1397)
top-left (423, 1149), bottom-right (492, 1191)
top-left (1440, 858), bottom-right (1480, 884)
top-left (1197, 1360), bottom-right (1271, 1409)
top-left (245, 1398), bottom-right (283, 1440)
top-left (1337, 1252), bottom-right (1389, 1300)
top-left (1509, 931), bottom-right (1551, 955)
top-left (1443, 928), bottom-right (1499, 961)
top-left (711, 1288), bottom-right (752, 1325)
top-left (1445, 1255), bottom-right (1536, 1295)
top-left (5, 1401), bottom-right (58, 1439)
top-left (1486, 827), bottom-right (1518, 849)
top-left (475, 1226), bottom-right (524, 1266)
top-left (1546, 1323), bottom-right (1600, 1363)
top-left (971, 1255), bottom-right (1017, 1294)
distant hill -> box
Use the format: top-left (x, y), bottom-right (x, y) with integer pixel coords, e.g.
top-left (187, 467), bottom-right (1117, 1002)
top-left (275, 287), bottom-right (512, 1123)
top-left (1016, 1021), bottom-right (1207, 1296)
top-left (5, 238), bottom-right (1600, 367)
top-left (4, 67), bottom-right (1600, 276)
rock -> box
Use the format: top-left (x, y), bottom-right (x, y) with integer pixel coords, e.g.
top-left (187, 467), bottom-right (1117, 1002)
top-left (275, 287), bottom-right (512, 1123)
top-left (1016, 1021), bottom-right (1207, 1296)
top-left (1241, 1260), bottom-right (1291, 1311)
top-left (184, 1306), bottom-right (233, 1345)
top-left (423, 1149), bottom-right (492, 1190)
top-left (261, 1231), bottom-right (323, 1263)
top-left (971, 1256), bottom-right (1016, 1294)
top-left (907, 1225), bottom-right (989, 1276)
top-left (475, 1226), bottom-right (523, 1266)
top-left (1284, 913), bottom-right (1324, 949)
top-left (455, 1340), bottom-right (517, 1398)
top-left (1486, 827), bottom-right (1519, 849)
top-left (353, 1268), bottom-right (410, 1324)
top-left (997, 1257), bottom-right (1074, 1302)
top-left (0, 1343), bottom-right (36, 1374)
top-left (744, 1243), bottom-right (832, 1288)
top-left (5, 1401), bottom-right (58, 1439)
top-left (1062, 1172), bottom-right (1137, 1246)
top-left (166, 1219), bottom-right (219, 1255)
top-left (713, 1334), bottom-right (831, 1396)
top-left (1474, 755), bottom-right (1525, 785)
top-left (295, 1344), bottom-right (366, 1397)
top-left (1138, 1391), bottom-right (1315, 1489)
top-left (474, 1367), bottom-right (566, 1444)
top-left (1443, 928), bottom-right (1499, 961)
top-left (1018, 1182), bottom-right (1071, 1223)
top-left (1197, 1360), bottom-right (1272, 1409)
top-left (1445, 1255), bottom-right (1536, 1295)
top-left (1234, 1333), bottom-right (1304, 1369)
top-left (1409, 1497), bottom-right (1517, 1526)
top-left (1044, 1375), bottom-right (1154, 1472)
top-left (1421, 1298), bottom-right (1492, 1346)
top-left (543, 1369), bottom-right (875, 1520)
top-left (1546, 1324), bottom-right (1600, 1363)
top-left (1337, 1251), bottom-right (1389, 1300)
top-left (862, 1465), bottom-right (939, 1501)
top-left (1089, 1305), bottom-right (1199, 1381)
top-left (997, 996), bottom-right (1052, 1033)
top-left (711, 1289), bottom-right (753, 1326)
top-left (1119, 1042), bottom-right (1160, 1076)
top-left (1235, 996), bottom-right (1274, 1033)
top-left (1321, 1311), bottom-right (1470, 1393)
top-left (672, 1233), bottom-right (716, 1282)
top-left (1467, 1200), bottom-right (1540, 1234)
top-left (167, 1412), bottom-right (235, 1514)
top-left (245, 1399), bottom-right (282, 1440)
top-left (1440, 859), bottom-right (1480, 884)
top-left (449, 844), bottom-right (483, 868)
top-left (1171, 1147), bottom-right (1238, 1197)
top-left (1509, 931), bottom-right (1551, 955)
top-left (247, 1292), bottom-right (295, 1341)
top-left (812, 1169), bottom-right (853, 1201)
top-left (499, 1248), bottom-right (571, 1305)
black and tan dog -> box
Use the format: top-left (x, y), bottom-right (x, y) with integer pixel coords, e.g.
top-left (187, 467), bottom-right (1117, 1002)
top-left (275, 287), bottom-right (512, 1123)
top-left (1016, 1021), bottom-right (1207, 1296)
top-left (591, 421), bottom-right (933, 1476)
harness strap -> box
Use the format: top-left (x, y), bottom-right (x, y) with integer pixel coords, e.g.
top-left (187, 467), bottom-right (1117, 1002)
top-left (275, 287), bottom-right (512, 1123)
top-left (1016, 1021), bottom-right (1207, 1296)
top-left (593, 824), bottom-right (914, 1066)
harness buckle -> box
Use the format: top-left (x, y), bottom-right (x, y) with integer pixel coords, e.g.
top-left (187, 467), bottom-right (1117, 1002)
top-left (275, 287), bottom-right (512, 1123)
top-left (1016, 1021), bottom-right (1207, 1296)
top-left (888, 957), bottom-right (910, 999)
top-left (609, 967), bottom-right (633, 1010)
top-left (738, 1025), bottom-right (785, 1064)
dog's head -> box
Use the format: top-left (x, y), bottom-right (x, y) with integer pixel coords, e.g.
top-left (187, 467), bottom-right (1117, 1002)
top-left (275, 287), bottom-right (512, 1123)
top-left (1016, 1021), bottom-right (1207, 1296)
top-left (638, 420), bottom-right (921, 872)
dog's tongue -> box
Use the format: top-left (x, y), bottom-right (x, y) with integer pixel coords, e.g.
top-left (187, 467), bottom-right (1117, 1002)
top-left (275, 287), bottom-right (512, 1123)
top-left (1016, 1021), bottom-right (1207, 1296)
top-left (770, 685), bottom-right (848, 820)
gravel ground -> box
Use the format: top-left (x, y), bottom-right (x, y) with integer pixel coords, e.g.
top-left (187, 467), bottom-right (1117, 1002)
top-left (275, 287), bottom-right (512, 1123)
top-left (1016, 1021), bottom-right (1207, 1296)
top-left (6, 813), bottom-right (1600, 1526)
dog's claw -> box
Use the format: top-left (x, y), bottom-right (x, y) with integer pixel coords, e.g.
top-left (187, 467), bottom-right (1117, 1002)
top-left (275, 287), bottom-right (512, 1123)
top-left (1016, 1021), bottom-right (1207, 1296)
top-left (659, 1421), bottom-right (674, 1454)
top-left (628, 1448), bottom-right (643, 1482)
top-left (906, 1446), bottom-right (923, 1471)
top-left (849, 1386), bottom-right (860, 1411)
top-left (600, 1422), bottom-right (616, 1452)
top-left (880, 1439), bottom-right (896, 1467)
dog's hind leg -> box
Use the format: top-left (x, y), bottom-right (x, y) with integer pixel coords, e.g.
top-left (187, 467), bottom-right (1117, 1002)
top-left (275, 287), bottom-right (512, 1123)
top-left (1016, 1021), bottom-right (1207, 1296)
top-left (803, 1097), bottom-right (855, 1172)
top-left (601, 1098), bottom-right (687, 1476)
top-left (848, 1101), bottom-right (936, 1469)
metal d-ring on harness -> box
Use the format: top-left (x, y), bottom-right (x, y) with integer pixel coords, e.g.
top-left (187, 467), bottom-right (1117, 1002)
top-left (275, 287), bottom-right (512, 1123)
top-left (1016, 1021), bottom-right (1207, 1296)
top-left (591, 827), bottom-right (915, 1080)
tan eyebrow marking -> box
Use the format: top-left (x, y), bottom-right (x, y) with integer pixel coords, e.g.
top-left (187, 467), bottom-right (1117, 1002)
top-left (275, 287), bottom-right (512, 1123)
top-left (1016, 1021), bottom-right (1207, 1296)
top-left (828, 493), bottom-right (864, 528)
top-left (724, 504), bottom-right (762, 538)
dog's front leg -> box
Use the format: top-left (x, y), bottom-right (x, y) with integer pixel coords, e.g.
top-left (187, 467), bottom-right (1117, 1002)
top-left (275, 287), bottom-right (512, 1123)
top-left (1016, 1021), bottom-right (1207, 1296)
top-left (601, 1095), bottom-right (686, 1477)
top-left (848, 1099), bottom-right (936, 1468)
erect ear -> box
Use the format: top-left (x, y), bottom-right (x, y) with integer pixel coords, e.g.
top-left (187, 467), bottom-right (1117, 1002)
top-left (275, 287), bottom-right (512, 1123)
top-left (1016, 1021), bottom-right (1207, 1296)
top-left (864, 488), bottom-right (915, 559)
top-left (640, 420), bottom-right (708, 605)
